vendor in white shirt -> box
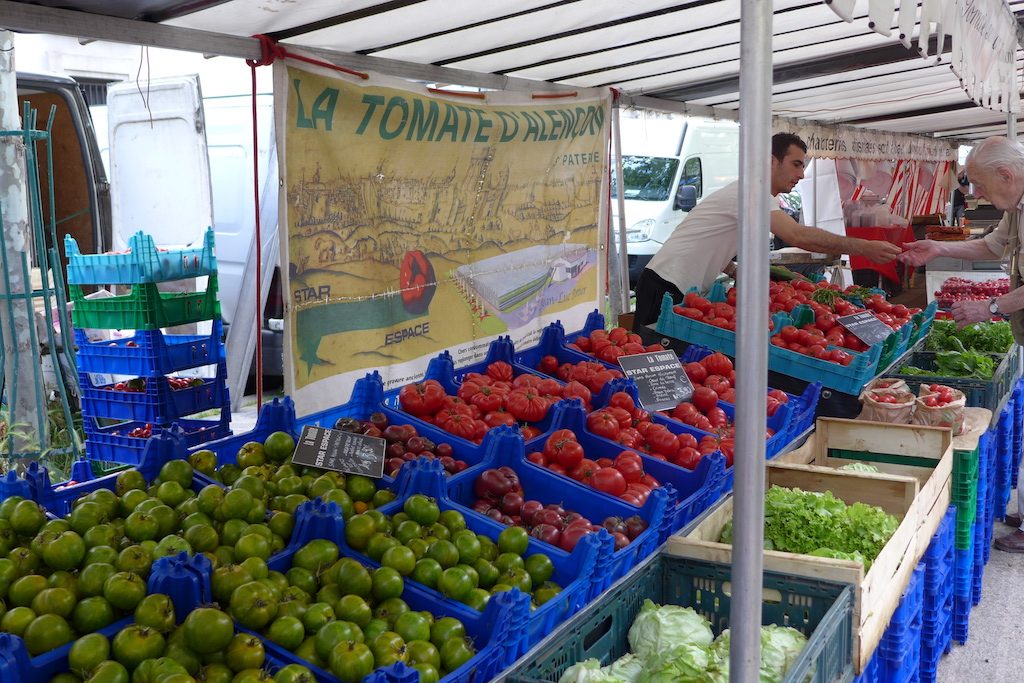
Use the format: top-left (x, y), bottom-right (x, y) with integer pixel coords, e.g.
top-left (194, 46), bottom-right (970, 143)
top-left (631, 133), bottom-right (902, 331)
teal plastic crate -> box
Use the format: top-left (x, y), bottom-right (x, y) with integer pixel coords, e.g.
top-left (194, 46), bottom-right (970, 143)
top-left (499, 551), bottom-right (854, 683)
top-left (65, 227), bottom-right (217, 284)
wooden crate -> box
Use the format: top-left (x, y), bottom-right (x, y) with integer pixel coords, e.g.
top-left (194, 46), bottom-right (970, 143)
top-left (774, 417), bottom-right (952, 487)
top-left (669, 424), bottom-right (951, 674)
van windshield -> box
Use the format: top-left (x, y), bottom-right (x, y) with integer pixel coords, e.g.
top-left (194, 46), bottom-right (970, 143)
top-left (612, 156), bottom-right (680, 201)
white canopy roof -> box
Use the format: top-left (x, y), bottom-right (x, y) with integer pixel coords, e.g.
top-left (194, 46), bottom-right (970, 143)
top-left (4, 0), bottom-right (1024, 142)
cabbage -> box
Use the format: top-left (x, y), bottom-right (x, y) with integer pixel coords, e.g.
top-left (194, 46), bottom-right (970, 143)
top-left (627, 600), bottom-right (713, 662)
top-left (605, 654), bottom-right (645, 682)
top-left (558, 660), bottom-right (609, 683)
top-left (838, 462), bottom-right (879, 473)
top-left (636, 643), bottom-right (712, 682)
top-left (708, 626), bottom-right (808, 683)
top-left (760, 624), bottom-right (808, 681)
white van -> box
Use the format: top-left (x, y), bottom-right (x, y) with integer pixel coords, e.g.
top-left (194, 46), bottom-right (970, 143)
top-left (616, 118), bottom-right (740, 286)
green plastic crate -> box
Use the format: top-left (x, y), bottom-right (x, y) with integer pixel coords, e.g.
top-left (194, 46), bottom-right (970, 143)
top-left (498, 551), bottom-right (855, 683)
top-left (70, 276), bottom-right (221, 330)
top-left (951, 445), bottom-right (980, 550)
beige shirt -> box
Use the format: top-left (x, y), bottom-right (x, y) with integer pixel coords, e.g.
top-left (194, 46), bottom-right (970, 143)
top-left (982, 199), bottom-right (1024, 279)
top-left (647, 180), bottom-right (780, 293)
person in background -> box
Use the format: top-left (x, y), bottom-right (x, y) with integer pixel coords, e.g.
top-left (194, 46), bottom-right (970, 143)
top-left (952, 168), bottom-right (970, 226)
top-left (900, 135), bottom-right (1024, 552)
top-left (631, 133), bottom-right (901, 331)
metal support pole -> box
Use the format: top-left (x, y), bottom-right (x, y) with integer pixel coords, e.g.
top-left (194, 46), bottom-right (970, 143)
top-left (812, 158), bottom-right (818, 226)
top-left (730, 1), bottom-right (772, 679)
top-left (612, 105), bottom-right (630, 314)
top-left (1009, 111), bottom-right (1017, 140)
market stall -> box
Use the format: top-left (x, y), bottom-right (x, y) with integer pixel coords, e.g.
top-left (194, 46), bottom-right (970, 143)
top-left (0, 2), bottom-right (1022, 683)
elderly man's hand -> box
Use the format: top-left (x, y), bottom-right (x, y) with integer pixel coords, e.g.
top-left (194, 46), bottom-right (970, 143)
top-left (950, 299), bottom-right (992, 328)
top-left (898, 240), bottom-right (942, 267)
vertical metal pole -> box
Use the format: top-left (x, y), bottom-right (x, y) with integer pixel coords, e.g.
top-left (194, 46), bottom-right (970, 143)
top-left (812, 159), bottom-right (818, 225)
top-left (612, 104), bottom-right (630, 314)
top-left (730, 0), bottom-right (772, 679)
top-left (1008, 111), bottom-right (1017, 139)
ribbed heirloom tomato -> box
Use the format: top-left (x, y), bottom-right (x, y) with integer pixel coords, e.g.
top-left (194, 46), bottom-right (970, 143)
top-left (399, 380), bottom-right (446, 416)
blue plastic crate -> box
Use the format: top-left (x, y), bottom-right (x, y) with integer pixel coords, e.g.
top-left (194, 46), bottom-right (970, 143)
top-left (377, 338), bottom-right (568, 453)
top-left (278, 496), bottom-right (596, 662)
top-left (65, 226), bottom-right (217, 284)
top-left (855, 653), bottom-right (878, 683)
top-left (874, 564), bottom-right (923, 683)
top-left (972, 516), bottom-right (985, 606)
top-left (422, 425), bottom-right (673, 592)
top-left (952, 594), bottom-right (972, 644)
top-left (952, 547), bottom-right (972, 600)
top-left (83, 407), bottom-right (231, 466)
top-left (922, 506), bottom-right (955, 597)
top-left (0, 552), bottom-right (209, 683)
top-left (994, 402), bottom-right (1015, 517)
top-left (527, 399), bottom-right (727, 533)
top-left (515, 311), bottom-right (614, 370)
top-left (261, 506), bottom-right (526, 683)
top-left (189, 395), bottom-right (297, 461)
top-left (879, 564), bottom-right (923, 658)
top-left (0, 427), bottom-right (187, 515)
top-left (919, 609), bottom-right (952, 683)
top-left (79, 361), bottom-right (229, 425)
top-left (681, 343), bottom-right (823, 440)
top-left (73, 318), bottom-right (225, 376)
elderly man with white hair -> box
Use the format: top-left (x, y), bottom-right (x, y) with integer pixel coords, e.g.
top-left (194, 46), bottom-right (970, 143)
top-left (901, 135), bottom-right (1024, 552)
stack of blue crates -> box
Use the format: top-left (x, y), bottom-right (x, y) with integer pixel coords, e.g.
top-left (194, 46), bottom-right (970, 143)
top-left (67, 228), bottom-right (231, 464)
top-left (994, 399), bottom-right (1015, 519)
top-left (855, 564), bottom-right (924, 683)
top-left (984, 422), bottom-right (999, 565)
top-left (920, 507), bottom-right (955, 683)
top-left (1011, 380), bottom-right (1024, 489)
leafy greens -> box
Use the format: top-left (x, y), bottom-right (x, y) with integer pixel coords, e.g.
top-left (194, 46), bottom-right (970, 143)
top-left (728, 486), bottom-right (899, 569)
top-left (926, 320), bottom-right (1013, 354)
top-left (898, 350), bottom-right (997, 380)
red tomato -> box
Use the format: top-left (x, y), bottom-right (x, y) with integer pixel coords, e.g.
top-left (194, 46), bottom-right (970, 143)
top-left (538, 355), bottom-right (559, 375)
top-left (672, 448), bottom-right (702, 469)
top-left (483, 410), bottom-right (517, 428)
top-left (645, 425), bottom-right (679, 457)
top-left (702, 352), bottom-right (733, 376)
top-left (586, 410), bottom-right (621, 440)
top-left (615, 455), bottom-right (645, 483)
top-left (398, 380), bottom-right (446, 417)
top-left (691, 387), bottom-right (718, 414)
top-left (485, 361), bottom-right (513, 382)
top-left (593, 468), bottom-right (628, 496)
top-left (561, 380), bottom-right (592, 407)
top-left (506, 389), bottom-right (548, 422)
top-left (608, 391), bottom-right (637, 413)
top-left (684, 362), bottom-right (708, 384)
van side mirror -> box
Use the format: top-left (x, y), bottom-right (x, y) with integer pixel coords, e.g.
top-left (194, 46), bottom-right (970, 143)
top-left (675, 185), bottom-right (698, 211)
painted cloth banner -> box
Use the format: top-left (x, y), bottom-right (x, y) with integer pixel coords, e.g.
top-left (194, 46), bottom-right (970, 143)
top-left (775, 118), bottom-right (957, 162)
top-left (275, 60), bottom-right (610, 416)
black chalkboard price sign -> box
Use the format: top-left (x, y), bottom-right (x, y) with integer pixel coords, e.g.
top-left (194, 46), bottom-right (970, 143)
top-left (618, 350), bottom-right (694, 411)
top-left (291, 425), bottom-right (386, 478)
top-left (837, 311), bottom-right (892, 346)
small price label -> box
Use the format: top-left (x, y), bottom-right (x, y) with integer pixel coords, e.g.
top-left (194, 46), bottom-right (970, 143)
top-left (837, 311), bottom-right (892, 346)
top-left (291, 425), bottom-right (386, 478)
top-left (618, 351), bottom-right (693, 411)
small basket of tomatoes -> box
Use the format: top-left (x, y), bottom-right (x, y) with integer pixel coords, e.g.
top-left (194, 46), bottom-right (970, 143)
top-left (911, 384), bottom-right (967, 435)
top-left (859, 388), bottom-right (916, 424)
